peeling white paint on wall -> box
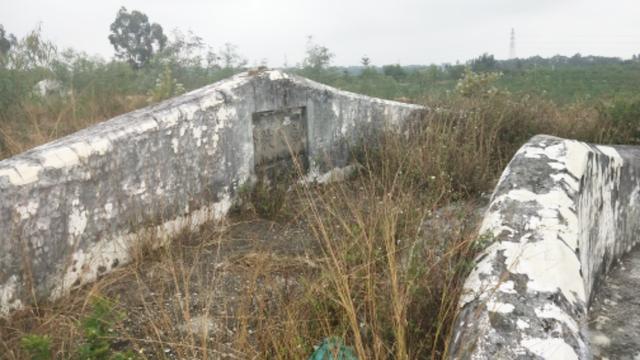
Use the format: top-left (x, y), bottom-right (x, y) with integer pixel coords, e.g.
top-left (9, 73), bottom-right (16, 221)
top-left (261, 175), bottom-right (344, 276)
top-left (42, 146), bottom-right (81, 169)
top-left (535, 303), bottom-right (579, 333)
top-left (0, 161), bottom-right (41, 185)
top-left (451, 135), bottom-right (640, 359)
top-left (17, 200), bottom-right (39, 220)
top-left (53, 232), bottom-right (132, 299)
top-left (171, 138), bottom-right (180, 153)
top-left (488, 302), bottom-right (515, 314)
top-left (68, 200), bottom-right (88, 239)
top-left (516, 319), bottom-right (530, 330)
top-left (0, 275), bottom-right (23, 316)
top-left (503, 238), bottom-right (584, 303)
top-left (267, 71), bottom-right (288, 81)
top-left (521, 338), bottom-right (579, 360)
top-left (54, 193), bottom-right (233, 299)
top-left (0, 70), bottom-right (426, 316)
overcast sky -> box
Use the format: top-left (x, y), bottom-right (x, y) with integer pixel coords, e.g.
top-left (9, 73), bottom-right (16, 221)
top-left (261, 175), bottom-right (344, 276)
top-left (1, 0), bottom-right (639, 66)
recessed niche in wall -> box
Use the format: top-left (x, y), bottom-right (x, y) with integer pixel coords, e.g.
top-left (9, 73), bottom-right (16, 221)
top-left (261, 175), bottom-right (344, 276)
top-left (252, 107), bottom-right (308, 182)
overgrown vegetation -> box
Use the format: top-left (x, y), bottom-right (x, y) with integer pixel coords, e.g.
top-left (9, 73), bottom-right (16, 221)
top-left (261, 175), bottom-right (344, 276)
top-left (1, 10), bottom-right (640, 360)
top-left (17, 297), bottom-right (136, 360)
top-left (0, 69), bottom-right (626, 358)
top-left (0, 22), bottom-right (244, 158)
top-left (2, 16), bottom-right (640, 159)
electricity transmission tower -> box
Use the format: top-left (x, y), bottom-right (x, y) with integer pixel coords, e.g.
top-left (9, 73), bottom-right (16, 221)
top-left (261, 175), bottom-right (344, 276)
top-left (509, 28), bottom-right (516, 59)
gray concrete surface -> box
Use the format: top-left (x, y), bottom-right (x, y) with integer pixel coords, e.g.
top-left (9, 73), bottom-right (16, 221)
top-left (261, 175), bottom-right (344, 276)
top-left (589, 245), bottom-right (640, 360)
top-left (0, 70), bottom-right (426, 315)
top-left (450, 135), bottom-right (640, 359)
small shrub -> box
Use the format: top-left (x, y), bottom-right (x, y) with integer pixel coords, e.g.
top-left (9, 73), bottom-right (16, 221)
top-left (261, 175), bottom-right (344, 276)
top-left (455, 68), bottom-right (504, 98)
top-left (147, 64), bottom-right (185, 102)
top-left (76, 297), bottom-right (137, 360)
top-left (21, 334), bottom-right (52, 360)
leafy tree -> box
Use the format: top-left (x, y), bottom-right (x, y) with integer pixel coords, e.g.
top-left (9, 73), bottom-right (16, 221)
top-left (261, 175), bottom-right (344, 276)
top-left (444, 63), bottom-right (466, 80)
top-left (219, 42), bottom-right (247, 69)
top-left (153, 30), bottom-right (209, 68)
top-left (148, 64), bottom-right (185, 102)
top-left (108, 7), bottom-right (167, 69)
top-left (155, 29), bottom-right (208, 68)
top-left (455, 68), bottom-right (503, 98)
top-left (206, 48), bottom-right (221, 69)
top-left (382, 64), bottom-right (406, 80)
top-left (0, 26), bottom-right (57, 124)
top-left (302, 36), bottom-right (333, 70)
top-left (470, 53), bottom-right (497, 72)
top-left (0, 25), bottom-right (16, 58)
top-left (6, 25), bottom-right (56, 70)
top-left (570, 53), bottom-right (582, 65)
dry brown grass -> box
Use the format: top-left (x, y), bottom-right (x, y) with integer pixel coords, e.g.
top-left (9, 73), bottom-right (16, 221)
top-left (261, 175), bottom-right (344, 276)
top-left (0, 124), bottom-right (484, 359)
top-left (0, 89), bottom-right (625, 359)
top-left (0, 92), bottom-right (148, 159)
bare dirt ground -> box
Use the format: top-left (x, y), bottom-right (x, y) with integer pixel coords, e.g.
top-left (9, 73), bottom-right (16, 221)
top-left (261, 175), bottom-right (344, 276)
top-left (589, 245), bottom-right (640, 360)
top-left (109, 213), bottom-right (322, 359)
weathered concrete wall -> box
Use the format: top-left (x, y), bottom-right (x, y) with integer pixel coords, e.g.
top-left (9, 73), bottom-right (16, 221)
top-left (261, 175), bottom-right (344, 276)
top-left (450, 135), bottom-right (640, 359)
top-left (0, 70), bottom-right (425, 315)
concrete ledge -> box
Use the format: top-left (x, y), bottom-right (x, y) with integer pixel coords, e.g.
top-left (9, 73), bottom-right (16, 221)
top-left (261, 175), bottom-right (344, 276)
top-left (450, 135), bottom-right (640, 359)
top-left (0, 70), bottom-right (426, 315)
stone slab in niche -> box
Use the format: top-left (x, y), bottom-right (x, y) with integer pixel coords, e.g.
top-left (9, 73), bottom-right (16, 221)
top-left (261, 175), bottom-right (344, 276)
top-left (252, 107), bottom-right (308, 181)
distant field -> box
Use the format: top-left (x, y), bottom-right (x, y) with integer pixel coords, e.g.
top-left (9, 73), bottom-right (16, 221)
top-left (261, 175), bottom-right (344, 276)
top-left (498, 64), bottom-right (640, 103)
top-left (4, 59), bottom-right (640, 159)
top-left (303, 62), bottom-right (640, 104)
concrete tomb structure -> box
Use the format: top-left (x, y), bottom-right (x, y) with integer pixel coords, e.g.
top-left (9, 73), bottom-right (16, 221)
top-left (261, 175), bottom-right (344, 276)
top-left (3, 70), bottom-right (640, 360)
top-left (450, 135), bottom-right (640, 359)
top-left (0, 70), bottom-right (424, 315)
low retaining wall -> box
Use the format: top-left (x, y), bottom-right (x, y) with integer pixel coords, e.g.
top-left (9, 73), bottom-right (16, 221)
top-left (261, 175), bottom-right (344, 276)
top-left (0, 70), bottom-right (425, 315)
top-left (450, 135), bottom-right (640, 359)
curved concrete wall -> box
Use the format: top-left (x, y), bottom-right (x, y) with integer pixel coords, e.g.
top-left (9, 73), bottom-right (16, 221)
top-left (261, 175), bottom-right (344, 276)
top-left (450, 135), bottom-right (640, 359)
top-left (0, 70), bottom-right (425, 315)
